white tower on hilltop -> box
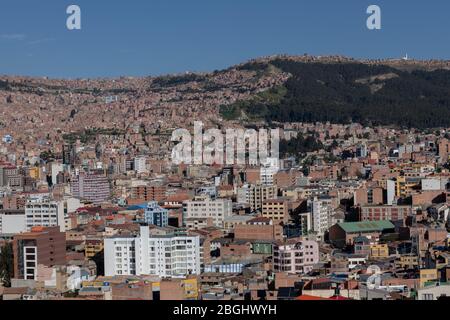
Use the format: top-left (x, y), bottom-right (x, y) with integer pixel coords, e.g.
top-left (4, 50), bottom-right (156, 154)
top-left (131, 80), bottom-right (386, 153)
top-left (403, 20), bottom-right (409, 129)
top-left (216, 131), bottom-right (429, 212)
top-left (402, 53), bottom-right (409, 61)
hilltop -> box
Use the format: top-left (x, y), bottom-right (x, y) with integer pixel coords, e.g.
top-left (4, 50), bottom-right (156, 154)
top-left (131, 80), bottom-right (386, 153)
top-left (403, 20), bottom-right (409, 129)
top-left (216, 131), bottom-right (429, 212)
top-left (222, 55), bottom-right (450, 129)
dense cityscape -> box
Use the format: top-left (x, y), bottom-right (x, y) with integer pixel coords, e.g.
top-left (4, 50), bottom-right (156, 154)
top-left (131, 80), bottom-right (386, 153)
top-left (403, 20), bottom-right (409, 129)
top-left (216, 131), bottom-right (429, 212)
top-left (1, 55), bottom-right (450, 301)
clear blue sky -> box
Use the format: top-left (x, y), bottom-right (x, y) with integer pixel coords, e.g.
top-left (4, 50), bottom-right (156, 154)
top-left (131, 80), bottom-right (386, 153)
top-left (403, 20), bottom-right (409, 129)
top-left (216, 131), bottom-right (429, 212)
top-left (0, 0), bottom-right (449, 78)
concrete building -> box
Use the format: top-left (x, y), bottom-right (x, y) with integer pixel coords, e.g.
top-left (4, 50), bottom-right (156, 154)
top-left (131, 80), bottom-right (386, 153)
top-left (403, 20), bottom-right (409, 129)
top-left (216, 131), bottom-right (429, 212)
top-left (51, 162), bottom-right (65, 186)
top-left (421, 178), bottom-right (447, 191)
top-left (134, 156), bottom-right (148, 174)
top-left (12, 226), bottom-right (66, 280)
top-left (131, 184), bottom-right (167, 202)
top-left (386, 179), bottom-right (396, 205)
top-left (234, 217), bottom-right (284, 241)
top-left (260, 157), bottom-right (279, 186)
top-left (417, 283), bottom-right (450, 300)
top-left (329, 220), bottom-right (396, 248)
top-left (0, 209), bottom-right (26, 234)
top-left (183, 196), bottom-right (232, 228)
top-left (273, 239), bottom-right (319, 274)
top-left (70, 172), bottom-right (110, 204)
top-left (104, 226), bottom-right (201, 278)
top-left (262, 199), bottom-right (290, 224)
top-left (360, 205), bottom-right (412, 222)
top-left (25, 195), bottom-right (66, 232)
top-left (237, 184), bottom-right (277, 212)
top-left (308, 196), bottom-right (334, 240)
top-left (144, 201), bottom-right (169, 227)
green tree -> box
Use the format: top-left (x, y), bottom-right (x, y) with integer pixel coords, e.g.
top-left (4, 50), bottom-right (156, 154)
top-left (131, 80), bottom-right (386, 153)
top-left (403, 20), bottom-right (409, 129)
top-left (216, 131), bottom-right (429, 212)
top-left (92, 250), bottom-right (105, 276)
top-left (0, 242), bottom-right (14, 287)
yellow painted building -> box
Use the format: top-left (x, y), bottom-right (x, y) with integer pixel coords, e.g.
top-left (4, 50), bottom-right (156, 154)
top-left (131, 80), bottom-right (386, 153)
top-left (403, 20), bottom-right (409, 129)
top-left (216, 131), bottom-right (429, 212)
top-left (85, 240), bottom-right (104, 259)
top-left (395, 176), bottom-right (420, 197)
top-left (370, 244), bottom-right (389, 259)
top-left (396, 255), bottom-right (419, 270)
top-left (419, 269), bottom-right (438, 288)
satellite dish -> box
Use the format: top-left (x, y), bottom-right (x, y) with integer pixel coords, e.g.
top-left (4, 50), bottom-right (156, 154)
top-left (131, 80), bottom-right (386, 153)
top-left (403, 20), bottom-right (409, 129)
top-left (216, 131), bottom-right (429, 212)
top-left (366, 265), bottom-right (381, 275)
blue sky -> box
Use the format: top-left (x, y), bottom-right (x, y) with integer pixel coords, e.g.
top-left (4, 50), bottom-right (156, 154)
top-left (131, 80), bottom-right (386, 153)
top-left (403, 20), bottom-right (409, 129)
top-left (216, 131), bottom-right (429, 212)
top-left (0, 0), bottom-right (449, 78)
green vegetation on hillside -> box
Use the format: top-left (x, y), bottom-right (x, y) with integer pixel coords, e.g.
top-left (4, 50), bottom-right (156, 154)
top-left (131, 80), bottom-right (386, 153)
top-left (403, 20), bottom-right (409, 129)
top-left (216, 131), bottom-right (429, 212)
top-left (220, 85), bottom-right (287, 121)
top-left (221, 60), bottom-right (450, 129)
top-left (63, 128), bottom-right (125, 144)
top-left (280, 135), bottom-right (324, 159)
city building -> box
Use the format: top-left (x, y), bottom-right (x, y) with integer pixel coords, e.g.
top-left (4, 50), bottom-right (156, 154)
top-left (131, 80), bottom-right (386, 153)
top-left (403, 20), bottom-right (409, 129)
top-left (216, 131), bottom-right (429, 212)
top-left (262, 199), bottom-right (290, 224)
top-left (134, 156), bottom-right (148, 174)
top-left (25, 194), bottom-right (66, 232)
top-left (12, 226), bottom-right (66, 280)
top-left (328, 220), bottom-right (396, 248)
top-left (360, 205), bottom-right (413, 222)
top-left (273, 239), bottom-right (319, 274)
top-left (308, 196), bottom-right (334, 240)
top-left (144, 201), bottom-right (169, 227)
top-left (104, 226), bottom-right (201, 278)
top-left (0, 209), bottom-right (26, 234)
top-left (260, 157), bottom-right (280, 185)
top-left (237, 184), bottom-right (277, 212)
top-left (234, 217), bottom-right (284, 241)
top-left (70, 172), bottom-right (110, 204)
top-left (183, 196), bottom-right (232, 228)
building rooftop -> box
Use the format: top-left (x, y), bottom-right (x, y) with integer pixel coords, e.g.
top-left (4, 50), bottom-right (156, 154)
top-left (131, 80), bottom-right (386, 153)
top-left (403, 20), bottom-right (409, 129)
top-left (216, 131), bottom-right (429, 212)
top-left (337, 220), bottom-right (395, 233)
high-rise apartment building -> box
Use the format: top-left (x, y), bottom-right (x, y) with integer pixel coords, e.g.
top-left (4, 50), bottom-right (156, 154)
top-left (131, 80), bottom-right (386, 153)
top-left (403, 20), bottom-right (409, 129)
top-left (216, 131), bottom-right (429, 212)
top-left (25, 194), bottom-right (65, 232)
top-left (308, 196), bottom-right (334, 240)
top-left (237, 184), bottom-right (278, 212)
top-left (262, 199), bottom-right (290, 224)
top-left (13, 226), bottom-right (66, 280)
top-left (260, 157), bottom-right (280, 186)
top-left (134, 156), bottom-right (148, 174)
top-left (104, 226), bottom-right (201, 278)
top-left (70, 172), bottom-right (110, 204)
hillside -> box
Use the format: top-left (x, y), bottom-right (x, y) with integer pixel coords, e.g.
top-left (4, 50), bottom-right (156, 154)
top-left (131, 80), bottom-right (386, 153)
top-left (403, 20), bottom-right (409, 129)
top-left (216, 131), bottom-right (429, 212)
top-left (221, 57), bottom-right (450, 129)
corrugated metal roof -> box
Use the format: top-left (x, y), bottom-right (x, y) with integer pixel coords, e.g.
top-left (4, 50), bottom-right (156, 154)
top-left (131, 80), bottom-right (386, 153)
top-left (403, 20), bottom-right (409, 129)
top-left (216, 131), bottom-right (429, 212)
top-left (338, 220), bottom-right (395, 233)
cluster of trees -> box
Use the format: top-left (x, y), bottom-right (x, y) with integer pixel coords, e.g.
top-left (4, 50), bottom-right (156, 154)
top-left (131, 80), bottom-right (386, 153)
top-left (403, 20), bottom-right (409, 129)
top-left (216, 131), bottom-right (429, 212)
top-left (151, 73), bottom-right (206, 88)
top-left (279, 135), bottom-right (323, 159)
top-left (223, 59), bottom-right (450, 129)
top-left (0, 243), bottom-right (13, 287)
top-left (63, 128), bottom-right (125, 144)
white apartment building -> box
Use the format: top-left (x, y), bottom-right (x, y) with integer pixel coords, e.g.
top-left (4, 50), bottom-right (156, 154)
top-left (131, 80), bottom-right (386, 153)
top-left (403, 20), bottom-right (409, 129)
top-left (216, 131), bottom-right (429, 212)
top-left (260, 157), bottom-right (280, 185)
top-left (183, 196), bottom-right (232, 228)
top-left (104, 226), bottom-right (201, 278)
top-left (0, 210), bottom-right (26, 234)
top-left (25, 194), bottom-right (65, 232)
top-left (308, 196), bottom-right (334, 240)
top-left (134, 156), bottom-right (148, 174)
